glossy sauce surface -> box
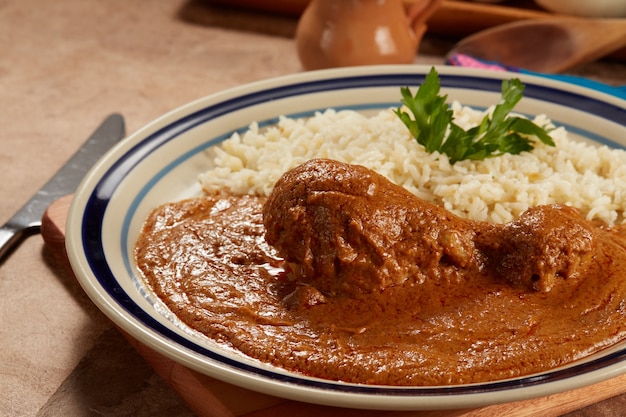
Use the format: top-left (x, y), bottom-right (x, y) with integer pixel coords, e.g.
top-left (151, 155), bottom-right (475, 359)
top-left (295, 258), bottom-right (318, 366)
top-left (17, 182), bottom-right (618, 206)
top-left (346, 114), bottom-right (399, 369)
top-left (135, 188), bottom-right (626, 386)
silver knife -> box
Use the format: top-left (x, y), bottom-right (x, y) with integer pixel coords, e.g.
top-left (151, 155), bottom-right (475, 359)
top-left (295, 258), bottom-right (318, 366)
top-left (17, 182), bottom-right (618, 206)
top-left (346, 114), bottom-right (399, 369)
top-left (0, 114), bottom-right (125, 263)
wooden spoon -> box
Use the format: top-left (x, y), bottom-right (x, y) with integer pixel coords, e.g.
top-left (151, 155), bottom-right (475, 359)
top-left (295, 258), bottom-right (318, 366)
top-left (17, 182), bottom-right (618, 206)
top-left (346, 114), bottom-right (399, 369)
top-left (447, 17), bottom-right (626, 73)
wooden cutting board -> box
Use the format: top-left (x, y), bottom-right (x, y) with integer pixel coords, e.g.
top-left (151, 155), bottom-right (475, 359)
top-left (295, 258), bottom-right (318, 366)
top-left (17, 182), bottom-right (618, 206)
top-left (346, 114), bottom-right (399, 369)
top-left (42, 194), bottom-right (626, 417)
top-left (186, 0), bottom-right (626, 61)
top-left (200, 0), bottom-right (552, 37)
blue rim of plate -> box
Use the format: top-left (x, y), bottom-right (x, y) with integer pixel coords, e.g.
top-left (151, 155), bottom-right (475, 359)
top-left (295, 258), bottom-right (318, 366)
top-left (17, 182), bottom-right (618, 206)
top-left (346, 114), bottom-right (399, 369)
top-left (77, 68), bottom-right (626, 400)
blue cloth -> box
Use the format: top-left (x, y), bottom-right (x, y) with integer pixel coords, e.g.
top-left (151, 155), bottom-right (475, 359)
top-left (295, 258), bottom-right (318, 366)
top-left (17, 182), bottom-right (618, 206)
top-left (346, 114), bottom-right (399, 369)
top-left (524, 71), bottom-right (626, 100)
top-left (446, 53), bottom-right (626, 101)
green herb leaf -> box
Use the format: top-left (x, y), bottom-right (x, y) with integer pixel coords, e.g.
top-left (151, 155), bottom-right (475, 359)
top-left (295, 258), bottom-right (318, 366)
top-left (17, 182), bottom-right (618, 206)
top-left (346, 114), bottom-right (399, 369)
top-left (394, 68), bottom-right (554, 164)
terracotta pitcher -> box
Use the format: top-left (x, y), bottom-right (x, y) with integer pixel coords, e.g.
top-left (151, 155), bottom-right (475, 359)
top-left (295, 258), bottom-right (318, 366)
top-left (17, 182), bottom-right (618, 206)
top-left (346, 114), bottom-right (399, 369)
top-left (295, 0), bottom-right (443, 70)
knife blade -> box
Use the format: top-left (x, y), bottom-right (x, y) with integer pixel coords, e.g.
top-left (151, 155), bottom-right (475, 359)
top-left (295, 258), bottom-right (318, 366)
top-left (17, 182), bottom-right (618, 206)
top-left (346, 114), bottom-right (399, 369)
top-left (0, 113), bottom-right (125, 263)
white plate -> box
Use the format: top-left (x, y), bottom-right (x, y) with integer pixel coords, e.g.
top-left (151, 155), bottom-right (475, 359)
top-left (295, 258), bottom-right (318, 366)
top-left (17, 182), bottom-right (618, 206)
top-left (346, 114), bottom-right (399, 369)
top-left (66, 65), bottom-right (626, 411)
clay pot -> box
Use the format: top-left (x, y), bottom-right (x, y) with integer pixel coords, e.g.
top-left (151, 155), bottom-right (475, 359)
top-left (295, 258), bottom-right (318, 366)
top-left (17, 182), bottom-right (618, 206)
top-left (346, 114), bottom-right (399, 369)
top-left (295, 0), bottom-right (442, 70)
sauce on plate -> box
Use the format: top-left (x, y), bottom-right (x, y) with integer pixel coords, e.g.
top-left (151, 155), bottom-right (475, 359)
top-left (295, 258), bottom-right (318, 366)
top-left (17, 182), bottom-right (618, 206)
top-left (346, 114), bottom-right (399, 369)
top-left (135, 160), bottom-right (626, 386)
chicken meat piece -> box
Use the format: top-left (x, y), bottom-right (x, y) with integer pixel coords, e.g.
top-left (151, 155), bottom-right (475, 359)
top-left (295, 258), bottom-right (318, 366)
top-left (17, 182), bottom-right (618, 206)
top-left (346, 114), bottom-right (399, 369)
top-left (484, 204), bottom-right (598, 292)
top-left (263, 159), bottom-right (597, 296)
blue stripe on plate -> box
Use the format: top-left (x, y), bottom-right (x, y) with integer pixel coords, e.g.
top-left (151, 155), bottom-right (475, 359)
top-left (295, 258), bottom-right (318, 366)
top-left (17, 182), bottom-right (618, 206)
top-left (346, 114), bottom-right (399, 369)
top-left (80, 72), bottom-right (626, 396)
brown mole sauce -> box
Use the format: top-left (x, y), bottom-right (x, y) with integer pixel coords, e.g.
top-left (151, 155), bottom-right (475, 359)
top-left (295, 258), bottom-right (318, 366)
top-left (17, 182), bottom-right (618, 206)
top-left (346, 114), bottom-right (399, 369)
top-left (135, 162), bottom-right (626, 387)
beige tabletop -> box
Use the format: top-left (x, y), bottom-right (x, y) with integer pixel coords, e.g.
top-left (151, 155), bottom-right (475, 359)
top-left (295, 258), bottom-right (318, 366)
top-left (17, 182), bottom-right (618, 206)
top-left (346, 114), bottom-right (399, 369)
top-left (1, 0), bottom-right (626, 416)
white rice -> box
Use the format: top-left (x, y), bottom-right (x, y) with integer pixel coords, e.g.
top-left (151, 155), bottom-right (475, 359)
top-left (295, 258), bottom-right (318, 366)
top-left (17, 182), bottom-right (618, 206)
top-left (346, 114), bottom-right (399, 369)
top-left (199, 103), bottom-right (626, 225)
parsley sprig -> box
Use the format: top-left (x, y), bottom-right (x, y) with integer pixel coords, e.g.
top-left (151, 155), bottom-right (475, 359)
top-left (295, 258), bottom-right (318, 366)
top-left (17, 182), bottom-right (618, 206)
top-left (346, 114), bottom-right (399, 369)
top-left (395, 68), bottom-right (555, 164)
